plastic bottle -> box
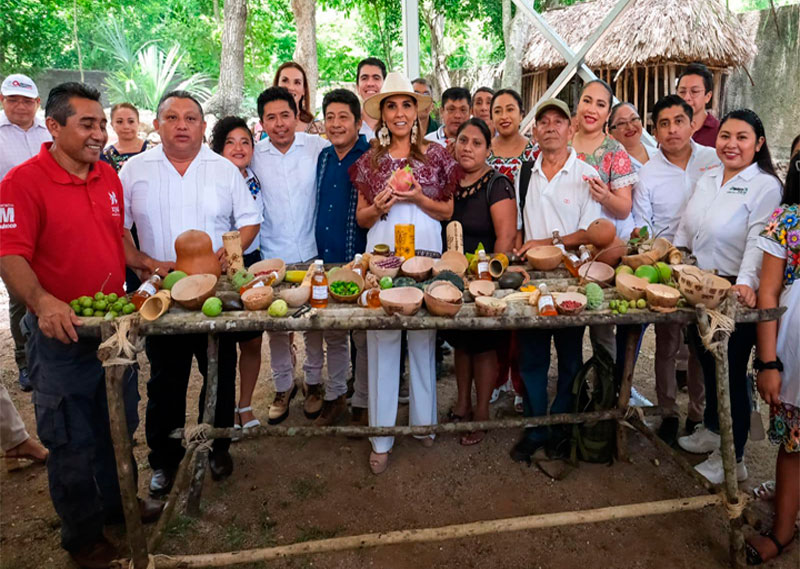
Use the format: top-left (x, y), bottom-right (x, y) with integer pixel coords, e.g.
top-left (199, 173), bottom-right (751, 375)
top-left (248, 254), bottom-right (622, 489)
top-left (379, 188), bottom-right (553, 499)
top-left (131, 269), bottom-right (162, 310)
top-left (358, 288), bottom-right (382, 308)
top-left (238, 271), bottom-right (278, 295)
top-left (310, 260), bottom-right (329, 308)
top-left (537, 282), bottom-right (557, 316)
top-left (477, 249), bottom-right (491, 281)
top-left (553, 231), bottom-right (582, 278)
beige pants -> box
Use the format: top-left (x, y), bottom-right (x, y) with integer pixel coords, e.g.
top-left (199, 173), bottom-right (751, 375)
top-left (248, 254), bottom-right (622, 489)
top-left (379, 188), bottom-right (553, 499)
top-left (0, 384), bottom-right (29, 452)
top-left (304, 331), bottom-right (350, 401)
top-left (655, 323), bottom-right (704, 421)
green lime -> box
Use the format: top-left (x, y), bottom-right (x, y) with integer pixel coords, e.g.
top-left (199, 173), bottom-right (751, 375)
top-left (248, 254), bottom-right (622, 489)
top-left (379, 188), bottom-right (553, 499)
top-left (636, 298), bottom-right (647, 309)
top-left (106, 293), bottom-right (119, 303)
top-left (78, 295), bottom-right (92, 305)
top-left (634, 265), bottom-right (660, 284)
top-left (123, 303), bottom-right (136, 315)
top-left (93, 310), bottom-right (104, 317)
top-left (615, 265), bottom-right (634, 276)
top-left (612, 309), bottom-right (619, 315)
top-left (94, 292), bottom-right (105, 301)
top-left (81, 297), bottom-right (94, 308)
top-left (629, 300), bottom-right (637, 310)
top-left (655, 262), bottom-right (672, 284)
top-left (609, 300), bottom-right (617, 310)
top-left (202, 297), bottom-right (223, 317)
top-left (81, 307), bottom-right (94, 317)
top-left (618, 302), bottom-right (628, 314)
top-left (112, 301), bottom-right (125, 313)
top-left (93, 300), bottom-right (107, 311)
top-left (163, 270), bottom-right (188, 291)
top-left (379, 276), bottom-right (393, 290)
top-left (268, 299), bottom-right (289, 317)
top-left (73, 304), bottom-right (83, 315)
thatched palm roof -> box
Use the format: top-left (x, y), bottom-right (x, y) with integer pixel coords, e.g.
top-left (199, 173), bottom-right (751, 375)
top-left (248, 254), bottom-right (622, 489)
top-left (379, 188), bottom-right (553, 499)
top-left (520, 0), bottom-right (755, 71)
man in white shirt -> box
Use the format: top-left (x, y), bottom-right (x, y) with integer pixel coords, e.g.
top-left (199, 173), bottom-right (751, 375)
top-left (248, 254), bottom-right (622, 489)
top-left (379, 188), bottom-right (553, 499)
top-left (250, 87), bottom-right (330, 426)
top-left (120, 91), bottom-right (261, 496)
top-left (424, 87), bottom-right (470, 148)
top-left (355, 57), bottom-right (385, 142)
top-left (632, 94), bottom-right (720, 444)
top-left (511, 99), bottom-right (602, 463)
top-left (0, 74), bottom-right (52, 392)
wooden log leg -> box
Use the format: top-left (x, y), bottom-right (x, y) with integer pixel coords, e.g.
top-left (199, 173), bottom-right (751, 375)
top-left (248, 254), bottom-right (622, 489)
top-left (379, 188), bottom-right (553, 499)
top-left (186, 333), bottom-right (219, 517)
top-left (104, 363), bottom-right (149, 568)
top-left (712, 335), bottom-right (746, 568)
top-left (616, 325), bottom-right (643, 461)
top-left (149, 443), bottom-right (199, 552)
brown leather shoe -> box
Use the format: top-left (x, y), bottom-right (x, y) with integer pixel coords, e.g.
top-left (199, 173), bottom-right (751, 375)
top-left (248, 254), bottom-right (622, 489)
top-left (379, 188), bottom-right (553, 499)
top-left (350, 406), bottom-right (368, 427)
top-left (69, 537), bottom-right (120, 569)
top-left (268, 384), bottom-right (298, 425)
top-left (313, 395), bottom-right (349, 427)
top-left (303, 383), bottom-right (323, 419)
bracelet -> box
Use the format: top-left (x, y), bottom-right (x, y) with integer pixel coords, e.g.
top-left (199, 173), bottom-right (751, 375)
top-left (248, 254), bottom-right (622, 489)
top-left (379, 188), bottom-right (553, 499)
top-left (754, 357), bottom-right (783, 373)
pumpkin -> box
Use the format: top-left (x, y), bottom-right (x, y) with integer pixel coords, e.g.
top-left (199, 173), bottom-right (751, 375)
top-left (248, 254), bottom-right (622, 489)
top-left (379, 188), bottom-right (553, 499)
top-left (586, 218), bottom-right (616, 249)
top-left (174, 229), bottom-right (222, 278)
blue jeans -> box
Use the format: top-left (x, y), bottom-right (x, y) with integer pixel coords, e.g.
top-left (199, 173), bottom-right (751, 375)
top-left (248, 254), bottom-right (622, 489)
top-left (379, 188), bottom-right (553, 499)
top-left (24, 313), bottom-right (139, 552)
top-left (518, 326), bottom-right (586, 443)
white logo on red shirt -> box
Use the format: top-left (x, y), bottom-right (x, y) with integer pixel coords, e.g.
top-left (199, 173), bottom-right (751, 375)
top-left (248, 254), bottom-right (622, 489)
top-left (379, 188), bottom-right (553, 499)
top-left (0, 204), bottom-right (16, 229)
top-left (109, 191), bottom-right (118, 206)
top-left (108, 191), bottom-right (120, 216)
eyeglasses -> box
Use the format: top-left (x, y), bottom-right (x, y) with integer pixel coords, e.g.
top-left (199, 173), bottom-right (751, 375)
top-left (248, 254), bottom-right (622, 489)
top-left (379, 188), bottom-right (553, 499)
top-left (609, 116), bottom-right (641, 131)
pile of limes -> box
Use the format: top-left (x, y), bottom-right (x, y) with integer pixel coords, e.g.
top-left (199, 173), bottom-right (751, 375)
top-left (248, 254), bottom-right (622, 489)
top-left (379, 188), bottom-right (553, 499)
top-left (70, 292), bottom-right (136, 320)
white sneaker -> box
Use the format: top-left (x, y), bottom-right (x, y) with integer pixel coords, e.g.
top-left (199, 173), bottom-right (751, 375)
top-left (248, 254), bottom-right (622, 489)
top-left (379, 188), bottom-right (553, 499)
top-left (694, 449), bottom-right (748, 484)
top-left (489, 388), bottom-right (501, 404)
top-left (678, 425), bottom-right (720, 454)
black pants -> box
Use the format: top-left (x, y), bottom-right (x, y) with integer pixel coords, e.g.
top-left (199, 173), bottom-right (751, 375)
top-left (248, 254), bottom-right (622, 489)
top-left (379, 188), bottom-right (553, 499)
top-left (25, 313), bottom-right (139, 552)
top-left (145, 334), bottom-right (236, 471)
top-left (689, 323), bottom-right (755, 460)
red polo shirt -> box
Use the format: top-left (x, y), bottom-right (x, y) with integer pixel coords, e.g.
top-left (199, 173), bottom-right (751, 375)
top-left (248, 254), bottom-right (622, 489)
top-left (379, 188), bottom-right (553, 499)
top-left (692, 112), bottom-right (720, 148)
top-left (0, 142), bottom-right (126, 306)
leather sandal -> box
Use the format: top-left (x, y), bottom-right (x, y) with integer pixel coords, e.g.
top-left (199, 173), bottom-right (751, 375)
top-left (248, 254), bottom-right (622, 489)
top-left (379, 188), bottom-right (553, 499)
top-left (460, 430), bottom-right (487, 446)
top-left (369, 451), bottom-right (390, 475)
top-left (745, 529), bottom-right (797, 565)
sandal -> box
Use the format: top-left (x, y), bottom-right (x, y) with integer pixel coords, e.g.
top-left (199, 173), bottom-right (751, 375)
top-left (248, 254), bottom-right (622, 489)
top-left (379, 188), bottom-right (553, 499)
top-left (369, 451), bottom-right (390, 475)
top-left (460, 430), bottom-right (486, 446)
top-left (446, 409), bottom-right (472, 423)
top-left (237, 406), bottom-right (261, 429)
top-left (514, 395), bottom-right (524, 414)
top-left (745, 530), bottom-right (797, 565)
top-left (3, 437), bottom-right (48, 462)
top-left (752, 480), bottom-right (776, 501)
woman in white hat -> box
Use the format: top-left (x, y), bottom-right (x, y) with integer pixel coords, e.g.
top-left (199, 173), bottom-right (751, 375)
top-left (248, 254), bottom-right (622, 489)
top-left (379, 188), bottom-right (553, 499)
top-left (351, 72), bottom-right (462, 474)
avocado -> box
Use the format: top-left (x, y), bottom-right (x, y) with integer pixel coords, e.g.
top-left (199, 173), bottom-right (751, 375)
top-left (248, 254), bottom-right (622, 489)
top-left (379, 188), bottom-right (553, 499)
top-left (498, 271), bottom-right (524, 290)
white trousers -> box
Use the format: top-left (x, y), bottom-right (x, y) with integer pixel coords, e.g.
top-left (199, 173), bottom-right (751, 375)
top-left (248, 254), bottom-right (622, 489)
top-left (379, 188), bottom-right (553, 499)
top-left (304, 331), bottom-right (350, 401)
top-left (367, 329), bottom-right (437, 453)
top-left (1, 384), bottom-right (29, 452)
top-left (351, 330), bottom-right (368, 409)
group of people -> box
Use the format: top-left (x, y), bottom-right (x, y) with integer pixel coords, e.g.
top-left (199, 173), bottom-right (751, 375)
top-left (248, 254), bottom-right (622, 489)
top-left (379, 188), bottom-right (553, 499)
top-left (0, 56), bottom-right (798, 568)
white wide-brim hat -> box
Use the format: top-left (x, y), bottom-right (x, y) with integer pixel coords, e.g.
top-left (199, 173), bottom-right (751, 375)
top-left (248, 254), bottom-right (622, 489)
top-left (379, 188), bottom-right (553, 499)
top-left (363, 72), bottom-right (432, 121)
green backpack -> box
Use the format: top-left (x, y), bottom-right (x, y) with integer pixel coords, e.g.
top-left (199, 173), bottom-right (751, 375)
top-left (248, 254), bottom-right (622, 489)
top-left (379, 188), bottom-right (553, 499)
top-left (569, 341), bottom-right (618, 465)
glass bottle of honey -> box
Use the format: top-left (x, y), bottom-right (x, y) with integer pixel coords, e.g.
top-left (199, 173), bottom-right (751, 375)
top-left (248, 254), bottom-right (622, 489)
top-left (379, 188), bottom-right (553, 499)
top-left (131, 269), bottom-right (162, 310)
top-left (477, 249), bottom-right (491, 281)
top-left (358, 288), bottom-right (381, 308)
top-left (553, 231), bottom-right (582, 277)
top-left (310, 260), bottom-right (329, 308)
top-left (351, 253), bottom-right (365, 278)
top-left (238, 271), bottom-right (278, 295)
top-left (537, 283), bottom-right (558, 316)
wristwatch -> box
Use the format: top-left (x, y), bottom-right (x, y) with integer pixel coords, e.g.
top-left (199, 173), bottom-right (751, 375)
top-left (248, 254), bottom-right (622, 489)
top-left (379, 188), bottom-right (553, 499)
top-left (753, 357), bottom-right (783, 373)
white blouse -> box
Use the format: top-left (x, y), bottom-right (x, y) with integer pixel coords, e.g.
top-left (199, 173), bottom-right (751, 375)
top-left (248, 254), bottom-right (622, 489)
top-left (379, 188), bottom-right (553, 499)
top-left (673, 163), bottom-right (782, 290)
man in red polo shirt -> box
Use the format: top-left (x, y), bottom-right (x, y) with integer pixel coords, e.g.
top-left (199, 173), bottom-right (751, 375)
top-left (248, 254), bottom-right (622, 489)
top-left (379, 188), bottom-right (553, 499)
top-left (677, 63), bottom-right (720, 148)
top-left (0, 82), bottom-right (163, 569)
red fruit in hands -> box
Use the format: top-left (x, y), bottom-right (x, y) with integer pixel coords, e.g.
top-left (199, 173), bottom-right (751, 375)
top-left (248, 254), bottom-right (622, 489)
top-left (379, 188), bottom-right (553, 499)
top-left (388, 165), bottom-right (414, 193)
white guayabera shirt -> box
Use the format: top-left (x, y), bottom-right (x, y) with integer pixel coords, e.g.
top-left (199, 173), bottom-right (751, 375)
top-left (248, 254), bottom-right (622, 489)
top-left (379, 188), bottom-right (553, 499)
top-left (0, 112), bottom-right (51, 181)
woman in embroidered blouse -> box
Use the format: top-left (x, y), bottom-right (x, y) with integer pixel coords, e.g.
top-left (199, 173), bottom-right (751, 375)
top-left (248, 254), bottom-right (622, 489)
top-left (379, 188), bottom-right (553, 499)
top-left (102, 102), bottom-right (151, 173)
top-left (487, 89), bottom-right (538, 184)
top-left (210, 116), bottom-right (264, 433)
top-left (747, 150), bottom-right (799, 565)
top-left (351, 73), bottom-right (461, 474)
top-left (273, 61), bottom-right (325, 135)
top-left (674, 110), bottom-right (783, 485)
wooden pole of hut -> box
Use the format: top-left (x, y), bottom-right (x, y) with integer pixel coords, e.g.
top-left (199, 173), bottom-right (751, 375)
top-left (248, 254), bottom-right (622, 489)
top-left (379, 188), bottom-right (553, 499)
top-left (663, 64), bottom-right (669, 97)
top-left (623, 68), bottom-right (629, 102)
top-left (653, 65), bottom-right (659, 106)
top-left (712, 70), bottom-right (722, 117)
top-left (633, 66), bottom-right (639, 111)
top-left (668, 63), bottom-right (676, 94)
top-left (643, 66), bottom-right (649, 130)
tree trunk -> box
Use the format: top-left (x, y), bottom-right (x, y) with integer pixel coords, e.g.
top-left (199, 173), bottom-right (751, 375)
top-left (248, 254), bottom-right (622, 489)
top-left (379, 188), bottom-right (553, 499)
top-left (205, 0), bottom-right (247, 117)
top-left (420, 0), bottom-right (449, 98)
top-left (501, 0), bottom-right (522, 91)
top-left (291, 0), bottom-right (319, 118)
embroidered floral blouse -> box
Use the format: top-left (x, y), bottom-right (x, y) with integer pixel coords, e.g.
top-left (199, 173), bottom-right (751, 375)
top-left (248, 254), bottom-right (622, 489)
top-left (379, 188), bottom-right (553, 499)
top-left (573, 135), bottom-right (637, 190)
top-left (487, 140), bottom-right (539, 184)
top-left (761, 204), bottom-right (800, 285)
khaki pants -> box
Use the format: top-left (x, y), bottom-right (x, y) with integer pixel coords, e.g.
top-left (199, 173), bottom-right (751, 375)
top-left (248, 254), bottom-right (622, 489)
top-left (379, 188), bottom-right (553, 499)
top-left (304, 331), bottom-right (350, 401)
top-left (0, 384), bottom-right (29, 452)
top-left (655, 323), bottom-right (704, 421)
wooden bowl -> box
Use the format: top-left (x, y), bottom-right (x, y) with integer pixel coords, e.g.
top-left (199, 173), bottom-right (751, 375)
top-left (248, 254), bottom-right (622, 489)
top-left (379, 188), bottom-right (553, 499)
top-left (171, 274), bottom-right (218, 310)
top-left (615, 272), bottom-right (649, 301)
top-left (139, 290), bottom-right (172, 321)
top-left (556, 292), bottom-right (587, 315)
top-left (248, 258), bottom-right (286, 285)
top-left (424, 281), bottom-right (463, 317)
top-left (368, 255), bottom-right (402, 279)
top-left (645, 283), bottom-right (681, 313)
top-left (433, 259), bottom-right (466, 278)
top-left (401, 256), bottom-right (435, 281)
top-left (241, 286), bottom-right (274, 311)
top-left (526, 246), bottom-right (562, 271)
top-left (475, 296), bottom-right (507, 317)
top-left (468, 280), bottom-right (496, 298)
top-left (578, 261), bottom-right (615, 285)
top-left (379, 287), bottom-right (424, 316)
top-left (440, 251), bottom-right (469, 274)
top-left (677, 266), bottom-right (731, 309)
top-left (278, 285), bottom-right (311, 308)
top-left (328, 269), bottom-right (365, 303)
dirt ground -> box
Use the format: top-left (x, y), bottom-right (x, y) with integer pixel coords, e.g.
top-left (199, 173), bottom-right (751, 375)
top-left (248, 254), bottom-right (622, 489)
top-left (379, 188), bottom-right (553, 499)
top-left (1, 282), bottom-right (797, 569)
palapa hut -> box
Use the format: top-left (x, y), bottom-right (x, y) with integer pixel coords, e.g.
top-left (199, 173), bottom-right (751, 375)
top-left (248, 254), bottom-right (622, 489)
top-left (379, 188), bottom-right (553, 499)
top-left (519, 0), bottom-right (755, 129)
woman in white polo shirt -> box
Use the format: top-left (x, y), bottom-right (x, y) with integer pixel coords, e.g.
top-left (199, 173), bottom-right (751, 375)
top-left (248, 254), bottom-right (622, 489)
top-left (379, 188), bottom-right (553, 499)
top-left (674, 109), bottom-right (783, 484)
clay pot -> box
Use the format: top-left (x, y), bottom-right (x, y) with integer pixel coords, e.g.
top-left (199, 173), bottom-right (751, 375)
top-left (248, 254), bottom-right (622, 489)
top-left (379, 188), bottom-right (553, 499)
top-left (424, 281), bottom-right (463, 317)
top-left (593, 237), bottom-right (627, 267)
top-left (401, 256), bottom-right (435, 281)
top-left (556, 292), bottom-right (587, 315)
top-left (645, 283), bottom-right (681, 313)
top-left (241, 286), bottom-right (274, 311)
top-left (368, 255), bottom-right (402, 279)
top-left (278, 285), bottom-right (311, 308)
top-left (328, 269), bottom-right (365, 303)
top-left (379, 287), bottom-right (424, 316)
top-left (615, 272), bottom-right (649, 301)
top-left (440, 251), bottom-right (469, 275)
top-left (468, 280), bottom-right (496, 298)
top-left (248, 258), bottom-right (286, 285)
top-left (174, 230), bottom-right (222, 278)
top-left (586, 218), bottom-right (616, 249)
top-left (526, 246), bottom-right (562, 271)
top-left (578, 261), bottom-right (615, 285)
top-left (475, 296), bottom-right (507, 317)
top-left (139, 290), bottom-right (172, 321)
top-left (171, 274), bottom-right (218, 310)
top-left (677, 266), bottom-right (731, 309)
